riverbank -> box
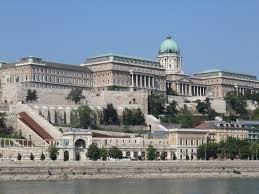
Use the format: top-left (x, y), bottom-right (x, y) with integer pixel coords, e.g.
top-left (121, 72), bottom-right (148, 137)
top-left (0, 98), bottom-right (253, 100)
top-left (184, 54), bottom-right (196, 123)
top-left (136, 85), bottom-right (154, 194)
top-left (1, 160), bottom-right (259, 181)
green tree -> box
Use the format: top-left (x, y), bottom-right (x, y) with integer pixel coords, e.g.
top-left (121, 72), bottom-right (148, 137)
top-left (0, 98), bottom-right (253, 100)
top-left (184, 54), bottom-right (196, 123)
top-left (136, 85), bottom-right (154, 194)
top-left (40, 153), bottom-right (45, 161)
top-left (78, 105), bottom-right (94, 128)
top-left (87, 143), bottom-right (100, 160)
top-left (148, 93), bottom-right (167, 117)
top-left (196, 100), bottom-right (208, 115)
top-left (251, 109), bottom-right (259, 120)
top-left (166, 87), bottom-right (178, 96)
top-left (122, 108), bottom-right (145, 125)
top-left (103, 104), bottom-right (120, 125)
top-left (109, 146), bottom-right (123, 159)
top-left (250, 141), bottom-right (259, 160)
top-left (100, 148), bottom-right (108, 161)
top-left (70, 109), bottom-right (80, 128)
top-left (197, 143), bottom-right (219, 160)
top-left (48, 145), bottom-right (59, 161)
top-left (146, 144), bottom-right (157, 160)
top-left (66, 88), bottom-right (85, 104)
top-left (26, 89), bottom-right (38, 103)
top-left (167, 100), bottom-right (178, 115)
top-left (224, 91), bottom-right (248, 118)
top-left (196, 98), bottom-right (218, 120)
top-left (0, 112), bottom-right (6, 128)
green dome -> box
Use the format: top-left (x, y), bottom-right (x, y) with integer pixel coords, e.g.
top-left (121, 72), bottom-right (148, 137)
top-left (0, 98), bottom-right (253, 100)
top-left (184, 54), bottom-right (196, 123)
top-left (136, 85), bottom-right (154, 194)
top-left (159, 36), bottom-right (180, 54)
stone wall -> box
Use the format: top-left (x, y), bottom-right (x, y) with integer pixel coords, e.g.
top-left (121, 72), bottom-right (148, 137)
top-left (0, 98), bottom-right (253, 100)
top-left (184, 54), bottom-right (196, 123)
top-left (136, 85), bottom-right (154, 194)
top-left (1, 161), bottom-right (259, 180)
top-left (19, 87), bottom-right (148, 114)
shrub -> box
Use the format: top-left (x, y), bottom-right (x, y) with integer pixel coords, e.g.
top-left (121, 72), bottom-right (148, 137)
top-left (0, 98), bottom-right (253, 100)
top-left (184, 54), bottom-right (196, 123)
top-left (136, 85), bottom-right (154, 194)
top-left (17, 153), bottom-right (22, 161)
top-left (30, 153), bottom-right (34, 161)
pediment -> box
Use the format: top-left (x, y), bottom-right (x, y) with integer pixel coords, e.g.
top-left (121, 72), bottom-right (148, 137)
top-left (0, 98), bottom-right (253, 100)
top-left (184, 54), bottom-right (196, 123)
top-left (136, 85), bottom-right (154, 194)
top-left (178, 76), bottom-right (193, 83)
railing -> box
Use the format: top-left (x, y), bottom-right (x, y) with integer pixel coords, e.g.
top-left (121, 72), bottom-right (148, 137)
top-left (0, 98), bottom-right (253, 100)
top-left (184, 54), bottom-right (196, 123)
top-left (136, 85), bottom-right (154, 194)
top-left (19, 112), bottom-right (54, 140)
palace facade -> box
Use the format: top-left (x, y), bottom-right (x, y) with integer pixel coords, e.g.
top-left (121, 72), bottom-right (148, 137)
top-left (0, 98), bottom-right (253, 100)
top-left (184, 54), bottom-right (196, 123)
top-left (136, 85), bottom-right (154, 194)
top-left (0, 36), bottom-right (259, 104)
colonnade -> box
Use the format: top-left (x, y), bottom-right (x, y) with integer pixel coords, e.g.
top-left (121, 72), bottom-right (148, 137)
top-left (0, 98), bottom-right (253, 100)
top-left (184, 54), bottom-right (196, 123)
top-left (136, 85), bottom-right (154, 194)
top-left (166, 82), bottom-right (206, 96)
top-left (130, 73), bottom-right (155, 89)
top-left (235, 86), bottom-right (253, 95)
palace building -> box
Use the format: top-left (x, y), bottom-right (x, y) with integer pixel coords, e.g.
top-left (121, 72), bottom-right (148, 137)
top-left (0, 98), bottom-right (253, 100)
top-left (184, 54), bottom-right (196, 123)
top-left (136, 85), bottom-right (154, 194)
top-left (0, 36), bottom-right (258, 105)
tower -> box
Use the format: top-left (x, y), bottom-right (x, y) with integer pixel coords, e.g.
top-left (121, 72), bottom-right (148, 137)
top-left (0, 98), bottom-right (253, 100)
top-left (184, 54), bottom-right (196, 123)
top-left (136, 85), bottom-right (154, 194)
top-left (157, 36), bottom-right (183, 74)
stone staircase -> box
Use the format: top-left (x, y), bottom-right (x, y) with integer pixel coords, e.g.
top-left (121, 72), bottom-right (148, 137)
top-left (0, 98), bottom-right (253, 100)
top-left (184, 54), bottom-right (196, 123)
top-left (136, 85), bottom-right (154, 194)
top-left (15, 103), bottom-right (62, 140)
top-left (145, 114), bottom-right (168, 131)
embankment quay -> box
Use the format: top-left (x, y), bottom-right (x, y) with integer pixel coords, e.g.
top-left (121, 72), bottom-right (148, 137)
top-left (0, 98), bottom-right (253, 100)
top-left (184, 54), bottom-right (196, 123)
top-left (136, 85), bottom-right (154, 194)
top-left (1, 161), bottom-right (259, 181)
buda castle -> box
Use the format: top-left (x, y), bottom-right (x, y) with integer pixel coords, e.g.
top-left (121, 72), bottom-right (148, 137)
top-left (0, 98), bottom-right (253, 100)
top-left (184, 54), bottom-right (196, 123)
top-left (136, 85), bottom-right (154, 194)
top-left (0, 36), bottom-right (258, 105)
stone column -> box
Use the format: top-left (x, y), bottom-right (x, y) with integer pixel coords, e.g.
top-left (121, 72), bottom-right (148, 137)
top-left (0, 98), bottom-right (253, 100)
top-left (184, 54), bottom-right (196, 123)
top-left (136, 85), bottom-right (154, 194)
top-left (148, 76), bottom-right (151, 88)
top-left (152, 77), bottom-right (155, 88)
top-left (177, 83), bottom-right (179, 93)
top-left (140, 75), bottom-right (143, 88)
top-left (144, 76), bottom-right (147, 88)
top-left (131, 74), bottom-right (134, 87)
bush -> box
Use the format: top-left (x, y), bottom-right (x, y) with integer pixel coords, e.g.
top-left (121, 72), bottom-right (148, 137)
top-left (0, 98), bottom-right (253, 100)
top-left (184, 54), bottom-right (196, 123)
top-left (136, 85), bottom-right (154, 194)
top-left (48, 145), bottom-right (59, 161)
top-left (146, 144), bottom-right (157, 160)
top-left (17, 153), bottom-right (22, 161)
top-left (40, 153), bottom-right (45, 161)
top-left (30, 153), bottom-right (34, 161)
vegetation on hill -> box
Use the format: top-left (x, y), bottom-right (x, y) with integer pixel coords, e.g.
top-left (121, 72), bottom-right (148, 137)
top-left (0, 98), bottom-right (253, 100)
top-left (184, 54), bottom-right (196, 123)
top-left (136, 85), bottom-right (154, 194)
top-left (66, 88), bottom-right (85, 104)
top-left (26, 89), bottom-right (39, 103)
top-left (71, 104), bottom-right (95, 128)
top-left (122, 108), bottom-right (145, 125)
top-left (102, 104), bottom-right (120, 125)
top-left (196, 98), bottom-right (218, 121)
top-left (166, 87), bottom-right (178, 96)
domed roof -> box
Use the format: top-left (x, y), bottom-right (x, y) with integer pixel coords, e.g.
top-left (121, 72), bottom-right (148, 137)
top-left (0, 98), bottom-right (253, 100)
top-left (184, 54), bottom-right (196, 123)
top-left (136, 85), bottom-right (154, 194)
top-left (159, 36), bottom-right (180, 54)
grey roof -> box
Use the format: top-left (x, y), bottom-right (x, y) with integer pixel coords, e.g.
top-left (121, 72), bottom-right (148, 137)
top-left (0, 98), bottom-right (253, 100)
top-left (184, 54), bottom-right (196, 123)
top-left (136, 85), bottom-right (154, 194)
top-left (42, 61), bottom-right (92, 73)
top-left (85, 53), bottom-right (163, 68)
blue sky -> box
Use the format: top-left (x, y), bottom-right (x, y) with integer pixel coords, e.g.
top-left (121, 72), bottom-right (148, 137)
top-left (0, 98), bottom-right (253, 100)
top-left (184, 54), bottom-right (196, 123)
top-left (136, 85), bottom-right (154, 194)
top-left (0, 1), bottom-right (259, 76)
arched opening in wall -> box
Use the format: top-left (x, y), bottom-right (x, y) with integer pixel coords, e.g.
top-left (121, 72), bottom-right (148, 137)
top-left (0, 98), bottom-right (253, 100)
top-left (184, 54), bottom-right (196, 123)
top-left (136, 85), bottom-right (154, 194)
top-left (141, 151), bottom-right (145, 160)
top-left (156, 151), bottom-right (160, 160)
top-left (163, 151), bottom-right (168, 159)
top-left (47, 110), bottom-right (51, 123)
top-left (133, 151), bottom-right (138, 159)
top-left (54, 111), bottom-right (58, 124)
top-left (75, 151), bottom-right (80, 161)
top-left (64, 111), bottom-right (67, 125)
top-left (75, 139), bottom-right (86, 149)
top-left (171, 151), bottom-right (176, 160)
top-left (191, 154), bottom-right (193, 160)
top-left (64, 150), bottom-right (69, 161)
top-left (126, 151), bottom-right (130, 158)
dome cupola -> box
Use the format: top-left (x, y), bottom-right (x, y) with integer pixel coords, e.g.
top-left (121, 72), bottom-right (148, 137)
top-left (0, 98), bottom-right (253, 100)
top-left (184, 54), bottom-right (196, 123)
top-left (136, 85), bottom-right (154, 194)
top-left (159, 36), bottom-right (180, 54)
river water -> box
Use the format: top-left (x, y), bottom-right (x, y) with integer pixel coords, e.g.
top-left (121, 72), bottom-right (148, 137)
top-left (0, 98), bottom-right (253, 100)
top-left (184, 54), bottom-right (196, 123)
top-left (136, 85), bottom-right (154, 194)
top-left (0, 178), bottom-right (258, 194)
